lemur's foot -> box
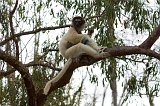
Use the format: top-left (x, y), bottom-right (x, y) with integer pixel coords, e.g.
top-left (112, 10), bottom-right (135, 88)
top-left (98, 47), bottom-right (109, 58)
top-left (98, 47), bottom-right (106, 53)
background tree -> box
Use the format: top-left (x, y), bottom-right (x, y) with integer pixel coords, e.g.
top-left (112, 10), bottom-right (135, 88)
top-left (0, 0), bottom-right (160, 106)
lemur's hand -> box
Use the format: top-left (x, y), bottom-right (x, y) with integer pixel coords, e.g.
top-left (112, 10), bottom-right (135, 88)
top-left (87, 28), bottom-right (94, 37)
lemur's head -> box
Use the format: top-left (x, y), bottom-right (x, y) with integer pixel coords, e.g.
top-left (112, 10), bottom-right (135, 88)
top-left (72, 16), bottom-right (85, 33)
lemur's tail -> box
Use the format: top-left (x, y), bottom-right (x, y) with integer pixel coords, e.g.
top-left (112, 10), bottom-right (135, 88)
top-left (43, 59), bottom-right (72, 95)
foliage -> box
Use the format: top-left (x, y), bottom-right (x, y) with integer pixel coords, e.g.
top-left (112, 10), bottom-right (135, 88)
top-left (0, 0), bottom-right (160, 106)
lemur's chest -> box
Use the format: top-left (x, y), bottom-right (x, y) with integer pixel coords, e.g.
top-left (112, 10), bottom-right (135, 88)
top-left (64, 34), bottom-right (82, 44)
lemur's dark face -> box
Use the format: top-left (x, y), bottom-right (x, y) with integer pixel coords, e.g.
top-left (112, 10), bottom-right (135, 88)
top-left (72, 16), bottom-right (85, 28)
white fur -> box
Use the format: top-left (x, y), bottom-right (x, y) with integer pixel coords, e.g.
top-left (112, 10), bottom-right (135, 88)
top-left (43, 59), bottom-right (72, 95)
top-left (59, 27), bottom-right (102, 59)
top-left (43, 20), bottom-right (106, 95)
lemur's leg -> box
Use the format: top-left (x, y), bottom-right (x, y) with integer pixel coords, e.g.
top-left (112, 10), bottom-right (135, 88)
top-left (65, 43), bottom-right (103, 59)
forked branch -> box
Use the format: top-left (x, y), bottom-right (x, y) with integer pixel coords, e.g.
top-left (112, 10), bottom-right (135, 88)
top-left (139, 24), bottom-right (160, 49)
top-left (0, 49), bottom-right (36, 106)
top-left (42, 24), bottom-right (160, 97)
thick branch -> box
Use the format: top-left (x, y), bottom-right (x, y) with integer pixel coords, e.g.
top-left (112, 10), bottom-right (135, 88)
top-left (0, 49), bottom-right (36, 106)
top-left (18, 24), bottom-right (160, 105)
top-left (103, 46), bottom-right (160, 60)
top-left (139, 24), bottom-right (160, 49)
top-left (48, 60), bottom-right (79, 93)
top-left (42, 46), bottom-right (160, 95)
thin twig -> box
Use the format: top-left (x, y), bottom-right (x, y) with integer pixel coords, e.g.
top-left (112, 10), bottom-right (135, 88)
top-left (0, 25), bottom-right (70, 46)
top-left (0, 69), bottom-right (16, 77)
top-left (0, 14), bottom-right (104, 46)
top-left (25, 61), bottom-right (61, 71)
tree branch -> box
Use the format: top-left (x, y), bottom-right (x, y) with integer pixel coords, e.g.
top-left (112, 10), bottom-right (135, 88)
top-left (9, 0), bottom-right (19, 60)
top-left (10, 0), bottom-right (18, 15)
top-left (9, 0), bottom-right (18, 34)
top-left (139, 24), bottom-right (160, 49)
top-left (103, 46), bottom-right (160, 60)
top-left (40, 24), bottom-right (160, 100)
top-left (0, 25), bottom-right (70, 46)
top-left (0, 69), bottom-right (16, 77)
top-left (42, 46), bottom-right (160, 97)
top-left (0, 49), bottom-right (36, 106)
top-left (0, 14), bottom-right (104, 46)
top-left (25, 61), bottom-right (61, 71)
